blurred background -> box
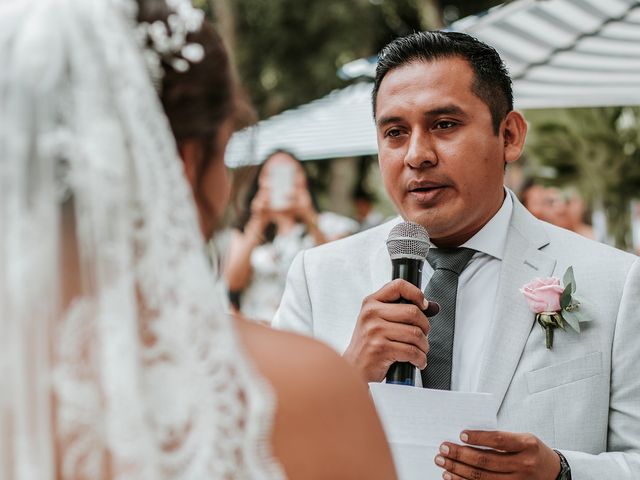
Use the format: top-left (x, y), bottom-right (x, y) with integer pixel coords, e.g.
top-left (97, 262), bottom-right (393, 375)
top-left (196, 0), bottom-right (640, 254)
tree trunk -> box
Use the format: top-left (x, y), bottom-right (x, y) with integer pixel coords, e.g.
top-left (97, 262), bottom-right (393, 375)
top-left (211, 0), bottom-right (236, 59)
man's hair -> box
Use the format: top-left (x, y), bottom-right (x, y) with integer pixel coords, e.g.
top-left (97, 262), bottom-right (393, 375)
top-left (372, 31), bottom-right (513, 135)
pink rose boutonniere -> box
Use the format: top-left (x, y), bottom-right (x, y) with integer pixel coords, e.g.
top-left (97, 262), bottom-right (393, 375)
top-left (520, 267), bottom-right (588, 349)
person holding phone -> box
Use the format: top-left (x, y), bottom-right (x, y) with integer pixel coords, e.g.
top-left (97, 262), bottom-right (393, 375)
top-left (225, 150), bottom-right (357, 324)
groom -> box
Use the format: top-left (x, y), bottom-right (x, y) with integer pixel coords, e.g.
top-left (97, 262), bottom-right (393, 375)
top-left (273, 31), bottom-right (640, 479)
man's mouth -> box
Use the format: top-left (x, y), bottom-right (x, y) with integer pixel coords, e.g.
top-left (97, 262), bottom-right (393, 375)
top-left (407, 180), bottom-right (448, 203)
top-left (409, 186), bottom-right (443, 193)
top-left (407, 180), bottom-right (447, 193)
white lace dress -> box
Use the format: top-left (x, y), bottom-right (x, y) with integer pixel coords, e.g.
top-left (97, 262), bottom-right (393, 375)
top-left (0, 0), bottom-right (285, 478)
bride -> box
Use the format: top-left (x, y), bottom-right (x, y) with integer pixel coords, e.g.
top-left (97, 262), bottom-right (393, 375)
top-left (0, 0), bottom-right (396, 478)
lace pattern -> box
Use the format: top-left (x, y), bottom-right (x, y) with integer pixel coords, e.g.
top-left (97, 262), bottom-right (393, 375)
top-left (0, 0), bottom-right (285, 478)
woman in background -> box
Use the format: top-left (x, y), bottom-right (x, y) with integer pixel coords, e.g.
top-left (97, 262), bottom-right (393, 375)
top-left (225, 151), bottom-right (357, 323)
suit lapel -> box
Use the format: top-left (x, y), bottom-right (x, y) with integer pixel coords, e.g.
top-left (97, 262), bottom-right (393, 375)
top-left (476, 195), bottom-right (556, 411)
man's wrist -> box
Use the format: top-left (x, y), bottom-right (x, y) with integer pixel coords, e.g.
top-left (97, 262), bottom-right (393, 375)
top-left (553, 449), bottom-right (571, 480)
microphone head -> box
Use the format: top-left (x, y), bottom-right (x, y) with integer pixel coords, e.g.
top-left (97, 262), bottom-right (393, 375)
top-left (386, 221), bottom-right (430, 261)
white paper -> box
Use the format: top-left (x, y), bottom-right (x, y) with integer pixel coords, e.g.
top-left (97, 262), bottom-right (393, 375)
top-left (369, 383), bottom-right (498, 480)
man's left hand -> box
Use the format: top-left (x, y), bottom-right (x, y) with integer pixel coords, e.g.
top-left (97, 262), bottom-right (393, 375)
top-left (434, 430), bottom-right (561, 480)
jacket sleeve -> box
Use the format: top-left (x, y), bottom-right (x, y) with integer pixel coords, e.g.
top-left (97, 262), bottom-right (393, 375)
top-left (561, 257), bottom-right (640, 478)
top-left (272, 250), bottom-right (314, 336)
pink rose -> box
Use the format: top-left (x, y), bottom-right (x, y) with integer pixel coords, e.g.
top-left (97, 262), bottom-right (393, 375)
top-left (520, 277), bottom-right (564, 313)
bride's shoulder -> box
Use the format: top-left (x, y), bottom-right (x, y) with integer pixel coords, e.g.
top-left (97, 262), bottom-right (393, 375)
top-left (237, 318), bottom-right (347, 380)
top-left (236, 317), bottom-right (370, 415)
top-left (235, 318), bottom-right (397, 480)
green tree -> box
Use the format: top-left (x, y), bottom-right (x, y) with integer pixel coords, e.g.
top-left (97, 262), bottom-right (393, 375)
top-left (229, 0), bottom-right (428, 117)
top-left (202, 0), bottom-right (503, 118)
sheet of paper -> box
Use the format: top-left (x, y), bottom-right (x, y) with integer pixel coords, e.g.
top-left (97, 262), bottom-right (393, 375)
top-left (369, 383), bottom-right (498, 480)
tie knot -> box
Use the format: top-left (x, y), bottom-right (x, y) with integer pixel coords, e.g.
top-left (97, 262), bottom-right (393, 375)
top-left (427, 247), bottom-right (475, 275)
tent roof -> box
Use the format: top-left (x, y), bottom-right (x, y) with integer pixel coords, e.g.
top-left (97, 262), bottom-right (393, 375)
top-left (226, 0), bottom-right (640, 167)
top-left (459, 0), bottom-right (640, 109)
top-left (225, 81), bottom-right (376, 166)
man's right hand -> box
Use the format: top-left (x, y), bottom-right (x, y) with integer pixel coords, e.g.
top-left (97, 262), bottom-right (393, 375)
top-left (343, 279), bottom-right (430, 383)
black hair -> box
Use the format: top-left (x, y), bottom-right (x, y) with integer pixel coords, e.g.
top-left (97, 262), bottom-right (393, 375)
top-left (372, 31), bottom-right (513, 135)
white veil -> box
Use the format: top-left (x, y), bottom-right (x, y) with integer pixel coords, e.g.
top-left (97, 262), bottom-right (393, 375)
top-left (0, 0), bottom-right (283, 478)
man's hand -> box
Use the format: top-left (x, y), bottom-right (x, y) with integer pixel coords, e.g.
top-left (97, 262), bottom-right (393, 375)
top-left (434, 430), bottom-right (561, 480)
top-left (343, 279), bottom-right (430, 382)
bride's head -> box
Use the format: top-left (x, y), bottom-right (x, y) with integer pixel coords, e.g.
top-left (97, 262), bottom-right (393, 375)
top-left (138, 2), bottom-right (246, 239)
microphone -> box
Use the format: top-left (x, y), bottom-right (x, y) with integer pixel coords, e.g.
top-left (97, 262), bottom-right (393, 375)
top-left (385, 221), bottom-right (431, 386)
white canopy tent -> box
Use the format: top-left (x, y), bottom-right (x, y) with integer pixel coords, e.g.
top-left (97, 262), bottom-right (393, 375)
top-left (225, 0), bottom-right (640, 167)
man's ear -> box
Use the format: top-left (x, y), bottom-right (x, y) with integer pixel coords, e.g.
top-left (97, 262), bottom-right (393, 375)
top-left (178, 139), bottom-right (200, 191)
top-left (502, 110), bottom-right (528, 165)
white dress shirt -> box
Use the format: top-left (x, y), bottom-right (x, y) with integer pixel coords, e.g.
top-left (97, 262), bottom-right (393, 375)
top-left (419, 192), bottom-right (513, 392)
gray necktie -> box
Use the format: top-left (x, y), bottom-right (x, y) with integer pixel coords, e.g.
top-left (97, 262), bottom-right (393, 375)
top-left (421, 247), bottom-right (475, 390)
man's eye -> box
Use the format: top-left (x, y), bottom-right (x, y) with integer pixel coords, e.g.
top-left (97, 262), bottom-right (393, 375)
top-left (386, 128), bottom-right (403, 138)
top-left (434, 120), bottom-right (457, 129)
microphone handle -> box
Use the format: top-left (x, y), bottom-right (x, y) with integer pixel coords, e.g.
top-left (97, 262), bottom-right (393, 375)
top-left (386, 258), bottom-right (423, 386)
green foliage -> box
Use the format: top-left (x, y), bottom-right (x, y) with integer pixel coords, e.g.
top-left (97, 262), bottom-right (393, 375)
top-left (212, 0), bottom-right (503, 118)
top-left (229, 0), bottom-right (426, 117)
top-left (562, 266), bottom-right (576, 294)
top-left (562, 309), bottom-right (581, 333)
top-left (525, 107), bottom-right (640, 250)
top-left (559, 283), bottom-right (572, 311)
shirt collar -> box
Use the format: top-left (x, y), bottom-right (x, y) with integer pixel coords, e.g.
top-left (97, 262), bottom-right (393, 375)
top-left (459, 189), bottom-right (512, 261)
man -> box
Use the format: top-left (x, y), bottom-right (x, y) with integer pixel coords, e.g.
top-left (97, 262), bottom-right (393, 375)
top-left (273, 31), bottom-right (640, 479)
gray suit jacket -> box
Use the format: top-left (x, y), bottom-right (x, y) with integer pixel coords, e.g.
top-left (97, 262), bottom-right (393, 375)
top-left (273, 192), bottom-right (640, 478)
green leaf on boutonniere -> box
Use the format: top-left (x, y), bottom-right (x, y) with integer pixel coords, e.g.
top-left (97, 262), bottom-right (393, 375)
top-left (563, 266), bottom-right (576, 294)
top-left (560, 283), bottom-right (572, 310)
top-left (571, 294), bottom-right (592, 323)
top-left (562, 309), bottom-right (581, 333)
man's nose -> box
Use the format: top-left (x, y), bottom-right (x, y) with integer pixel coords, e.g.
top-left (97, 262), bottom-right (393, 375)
top-left (404, 131), bottom-right (437, 169)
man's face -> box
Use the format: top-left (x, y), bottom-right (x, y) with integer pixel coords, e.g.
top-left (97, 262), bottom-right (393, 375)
top-left (375, 57), bottom-right (520, 246)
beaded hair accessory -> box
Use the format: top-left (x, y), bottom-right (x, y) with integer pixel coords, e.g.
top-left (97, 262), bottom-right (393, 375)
top-left (136, 0), bottom-right (205, 87)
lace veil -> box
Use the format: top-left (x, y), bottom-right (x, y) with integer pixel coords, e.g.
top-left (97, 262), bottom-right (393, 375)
top-left (0, 0), bottom-right (283, 478)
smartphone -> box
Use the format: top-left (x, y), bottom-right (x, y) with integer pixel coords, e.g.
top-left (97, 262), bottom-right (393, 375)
top-left (268, 163), bottom-right (295, 210)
